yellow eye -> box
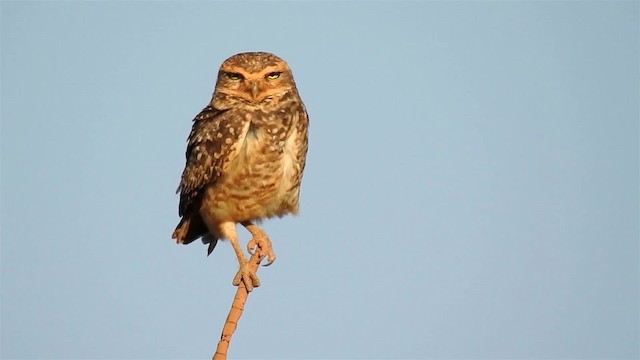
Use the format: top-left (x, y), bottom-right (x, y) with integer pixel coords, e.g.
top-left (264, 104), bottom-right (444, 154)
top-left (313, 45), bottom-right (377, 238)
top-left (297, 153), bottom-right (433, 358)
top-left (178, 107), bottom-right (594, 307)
top-left (266, 72), bottom-right (281, 80)
top-left (226, 72), bottom-right (243, 81)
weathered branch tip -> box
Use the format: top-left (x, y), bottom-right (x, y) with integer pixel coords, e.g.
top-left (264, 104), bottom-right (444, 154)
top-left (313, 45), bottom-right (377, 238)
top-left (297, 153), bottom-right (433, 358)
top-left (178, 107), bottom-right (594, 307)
top-left (212, 246), bottom-right (267, 360)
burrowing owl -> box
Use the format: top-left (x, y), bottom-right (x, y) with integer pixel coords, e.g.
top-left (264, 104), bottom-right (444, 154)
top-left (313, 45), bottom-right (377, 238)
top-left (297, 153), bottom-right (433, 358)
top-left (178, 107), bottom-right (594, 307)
top-left (172, 52), bottom-right (309, 292)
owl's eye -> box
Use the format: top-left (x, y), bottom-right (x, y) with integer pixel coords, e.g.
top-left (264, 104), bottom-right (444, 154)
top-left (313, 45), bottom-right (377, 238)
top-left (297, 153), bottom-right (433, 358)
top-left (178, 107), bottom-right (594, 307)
top-left (266, 72), bottom-right (281, 80)
top-left (226, 72), bottom-right (243, 81)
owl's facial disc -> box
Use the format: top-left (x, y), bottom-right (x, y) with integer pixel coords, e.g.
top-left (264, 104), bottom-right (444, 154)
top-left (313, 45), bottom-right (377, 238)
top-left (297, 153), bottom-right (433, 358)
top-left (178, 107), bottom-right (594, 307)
top-left (218, 63), bottom-right (292, 103)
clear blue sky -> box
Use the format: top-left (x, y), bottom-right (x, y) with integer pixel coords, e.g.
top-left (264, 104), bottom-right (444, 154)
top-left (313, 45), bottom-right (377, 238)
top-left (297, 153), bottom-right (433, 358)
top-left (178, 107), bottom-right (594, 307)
top-left (2, 1), bottom-right (638, 359)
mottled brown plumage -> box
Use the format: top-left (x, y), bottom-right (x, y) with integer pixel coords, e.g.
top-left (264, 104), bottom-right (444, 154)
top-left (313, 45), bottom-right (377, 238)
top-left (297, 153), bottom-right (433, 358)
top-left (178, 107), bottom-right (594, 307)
top-left (172, 52), bottom-right (308, 291)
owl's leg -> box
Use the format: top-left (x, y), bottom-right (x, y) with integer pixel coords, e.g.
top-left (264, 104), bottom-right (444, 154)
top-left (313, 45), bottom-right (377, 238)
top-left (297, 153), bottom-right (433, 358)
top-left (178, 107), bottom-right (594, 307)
top-left (219, 221), bottom-right (260, 292)
top-left (242, 221), bottom-right (276, 266)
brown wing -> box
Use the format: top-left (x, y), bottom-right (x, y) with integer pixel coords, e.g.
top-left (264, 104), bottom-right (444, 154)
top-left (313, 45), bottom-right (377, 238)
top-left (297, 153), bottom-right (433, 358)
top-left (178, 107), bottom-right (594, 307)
top-left (176, 105), bottom-right (249, 217)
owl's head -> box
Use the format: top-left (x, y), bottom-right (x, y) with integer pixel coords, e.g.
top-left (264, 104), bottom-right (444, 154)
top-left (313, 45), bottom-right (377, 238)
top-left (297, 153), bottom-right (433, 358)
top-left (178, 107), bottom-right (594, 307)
top-left (212, 52), bottom-right (297, 105)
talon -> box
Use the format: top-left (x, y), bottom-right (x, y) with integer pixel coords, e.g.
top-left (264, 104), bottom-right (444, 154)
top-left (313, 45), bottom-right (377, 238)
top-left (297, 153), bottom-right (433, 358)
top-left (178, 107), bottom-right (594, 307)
top-left (262, 251), bottom-right (276, 266)
top-left (248, 234), bottom-right (277, 266)
top-left (233, 260), bottom-right (260, 292)
top-left (247, 239), bottom-right (257, 255)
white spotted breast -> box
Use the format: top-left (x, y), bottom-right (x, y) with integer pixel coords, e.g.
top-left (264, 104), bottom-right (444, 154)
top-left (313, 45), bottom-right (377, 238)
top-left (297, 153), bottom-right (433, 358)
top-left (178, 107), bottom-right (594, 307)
top-left (203, 105), bottom-right (307, 222)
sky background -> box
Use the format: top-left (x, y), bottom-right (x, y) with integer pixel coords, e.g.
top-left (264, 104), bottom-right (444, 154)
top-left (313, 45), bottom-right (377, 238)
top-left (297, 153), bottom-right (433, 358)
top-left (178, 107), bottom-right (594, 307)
top-left (1, 1), bottom-right (638, 359)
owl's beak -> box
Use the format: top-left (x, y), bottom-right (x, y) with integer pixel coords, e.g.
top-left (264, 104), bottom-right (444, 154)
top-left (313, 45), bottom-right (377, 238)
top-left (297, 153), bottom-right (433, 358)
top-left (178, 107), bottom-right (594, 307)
top-left (250, 81), bottom-right (260, 101)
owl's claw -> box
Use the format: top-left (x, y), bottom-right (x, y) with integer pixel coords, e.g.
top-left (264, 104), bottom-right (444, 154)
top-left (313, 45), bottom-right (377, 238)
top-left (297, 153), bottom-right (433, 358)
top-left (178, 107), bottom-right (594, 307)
top-left (233, 260), bottom-right (260, 292)
top-left (262, 251), bottom-right (276, 267)
top-left (247, 242), bottom-right (256, 255)
top-left (247, 234), bottom-right (276, 266)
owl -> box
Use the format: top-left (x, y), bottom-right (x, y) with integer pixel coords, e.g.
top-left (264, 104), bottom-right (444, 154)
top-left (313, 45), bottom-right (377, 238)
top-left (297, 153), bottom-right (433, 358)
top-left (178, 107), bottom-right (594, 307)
top-left (172, 52), bottom-right (309, 292)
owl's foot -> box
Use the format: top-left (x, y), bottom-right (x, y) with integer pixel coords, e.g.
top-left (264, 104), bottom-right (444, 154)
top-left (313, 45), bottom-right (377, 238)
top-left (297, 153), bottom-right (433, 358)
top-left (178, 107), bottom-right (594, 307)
top-left (247, 232), bottom-right (276, 266)
top-left (233, 260), bottom-right (260, 292)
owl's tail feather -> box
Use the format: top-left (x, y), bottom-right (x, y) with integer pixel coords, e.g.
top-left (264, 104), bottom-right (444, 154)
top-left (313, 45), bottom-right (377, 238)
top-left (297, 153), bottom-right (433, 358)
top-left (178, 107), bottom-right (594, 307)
top-left (204, 234), bottom-right (219, 256)
top-left (172, 215), bottom-right (218, 255)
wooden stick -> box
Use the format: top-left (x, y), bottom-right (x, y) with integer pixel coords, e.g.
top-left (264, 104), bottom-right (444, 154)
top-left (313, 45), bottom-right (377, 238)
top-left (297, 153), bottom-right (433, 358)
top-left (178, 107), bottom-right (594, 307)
top-left (212, 249), bottom-right (266, 360)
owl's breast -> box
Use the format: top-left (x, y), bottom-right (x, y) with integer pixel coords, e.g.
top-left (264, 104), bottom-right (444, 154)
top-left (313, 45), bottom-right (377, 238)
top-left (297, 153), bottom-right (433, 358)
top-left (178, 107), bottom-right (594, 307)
top-left (202, 109), bottom-right (304, 222)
